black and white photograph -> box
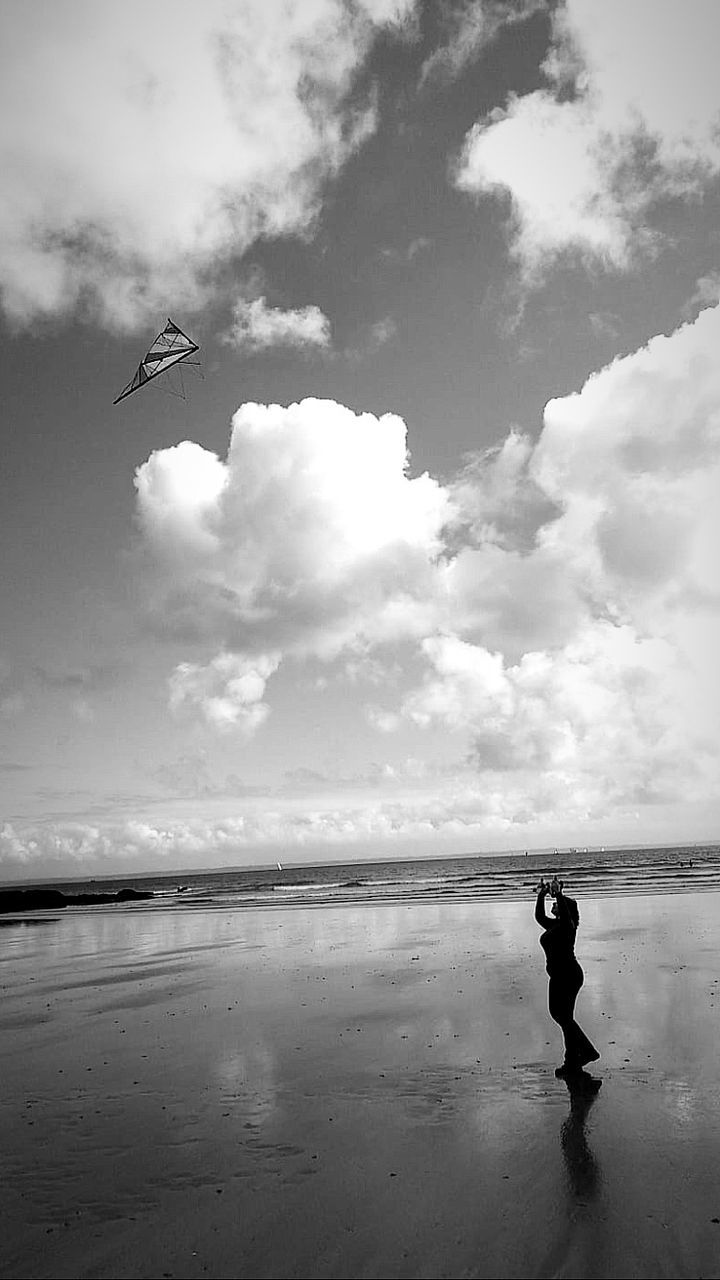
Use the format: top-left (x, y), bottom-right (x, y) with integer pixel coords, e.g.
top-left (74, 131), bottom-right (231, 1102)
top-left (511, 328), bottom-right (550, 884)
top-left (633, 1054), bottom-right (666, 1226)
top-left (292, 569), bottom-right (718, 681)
top-left (1, 2), bottom-right (719, 1276)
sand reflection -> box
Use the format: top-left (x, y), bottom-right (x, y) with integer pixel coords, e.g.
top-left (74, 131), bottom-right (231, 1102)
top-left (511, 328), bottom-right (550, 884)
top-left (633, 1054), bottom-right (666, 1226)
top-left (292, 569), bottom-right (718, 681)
top-left (560, 1073), bottom-right (602, 1202)
top-left (214, 1040), bottom-right (278, 1126)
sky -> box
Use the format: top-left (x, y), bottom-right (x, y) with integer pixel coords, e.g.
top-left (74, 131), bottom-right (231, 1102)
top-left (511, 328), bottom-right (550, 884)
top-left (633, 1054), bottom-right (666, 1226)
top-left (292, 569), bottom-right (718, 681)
top-left (1, 0), bottom-right (719, 879)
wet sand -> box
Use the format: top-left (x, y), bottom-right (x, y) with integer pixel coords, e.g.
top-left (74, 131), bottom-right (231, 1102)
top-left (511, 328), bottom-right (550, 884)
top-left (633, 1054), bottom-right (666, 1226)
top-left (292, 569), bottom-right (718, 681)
top-left (2, 892), bottom-right (720, 1279)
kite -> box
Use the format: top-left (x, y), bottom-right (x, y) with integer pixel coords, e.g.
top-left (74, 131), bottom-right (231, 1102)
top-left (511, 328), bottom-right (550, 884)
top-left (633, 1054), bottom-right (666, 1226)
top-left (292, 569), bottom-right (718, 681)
top-left (113, 318), bottom-right (200, 405)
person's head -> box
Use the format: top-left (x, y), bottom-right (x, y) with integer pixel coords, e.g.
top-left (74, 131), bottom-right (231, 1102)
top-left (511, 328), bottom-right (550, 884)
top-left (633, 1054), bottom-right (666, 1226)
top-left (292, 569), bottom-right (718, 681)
top-left (551, 895), bottom-right (580, 926)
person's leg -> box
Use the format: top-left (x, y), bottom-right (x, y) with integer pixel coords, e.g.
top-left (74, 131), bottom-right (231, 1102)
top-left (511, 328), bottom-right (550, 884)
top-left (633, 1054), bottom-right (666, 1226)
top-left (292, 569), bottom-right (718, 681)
top-left (550, 969), bottom-right (599, 1069)
top-left (548, 975), bottom-right (577, 1067)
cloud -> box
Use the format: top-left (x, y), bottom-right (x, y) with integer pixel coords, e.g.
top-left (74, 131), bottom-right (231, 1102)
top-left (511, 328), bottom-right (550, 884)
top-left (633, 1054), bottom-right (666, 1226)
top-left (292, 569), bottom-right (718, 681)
top-left (369, 304), bottom-right (720, 813)
top-left (456, 92), bottom-right (643, 273)
top-left (223, 296), bottom-right (331, 353)
top-left (379, 236), bottom-right (433, 265)
top-left (3, 733), bottom-right (706, 874)
top-left (344, 654), bottom-right (401, 685)
top-left (588, 311), bottom-right (621, 342)
top-left (683, 271), bottom-right (720, 320)
top-left (134, 439), bottom-right (228, 561)
top-left (135, 396), bottom-right (452, 666)
top-left (454, 0), bottom-right (720, 275)
top-left (281, 760), bottom-right (402, 793)
top-left (345, 315), bottom-right (398, 361)
top-left (168, 651), bottom-right (280, 733)
top-left (0, 0), bottom-right (413, 329)
top-left (406, 236), bottom-right (433, 260)
top-left (365, 705), bottom-right (403, 733)
top-left (419, 0), bottom-right (543, 86)
top-left (131, 303), bottom-right (720, 827)
top-left (402, 625), bottom-right (690, 810)
top-left (533, 305), bottom-right (720, 616)
top-left (526, 306), bottom-right (720, 784)
top-left (368, 316), bottom-right (398, 348)
top-left (447, 428), bottom-right (556, 550)
top-left (151, 752), bottom-right (216, 797)
top-left (151, 750), bottom-right (263, 799)
top-left (0, 797), bottom-right (525, 872)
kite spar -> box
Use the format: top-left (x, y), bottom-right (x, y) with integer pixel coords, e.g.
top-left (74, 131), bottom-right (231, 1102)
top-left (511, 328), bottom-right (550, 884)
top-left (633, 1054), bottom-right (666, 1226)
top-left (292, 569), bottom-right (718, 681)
top-left (113, 318), bottom-right (200, 405)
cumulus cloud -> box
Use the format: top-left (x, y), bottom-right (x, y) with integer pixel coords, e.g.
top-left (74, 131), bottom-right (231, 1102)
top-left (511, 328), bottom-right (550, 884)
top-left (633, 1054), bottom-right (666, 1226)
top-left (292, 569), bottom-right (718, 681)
top-left (224, 296), bottom-right (331, 353)
top-left (0, 0), bottom-right (413, 329)
top-left (455, 0), bottom-right (720, 275)
top-left (403, 625), bottom-right (690, 811)
top-left (134, 439), bottom-right (228, 562)
top-left (135, 397), bottom-right (452, 667)
top-left (526, 304), bottom-right (720, 787)
top-left (447, 428), bottom-right (557, 551)
top-left (168, 651), bottom-right (280, 733)
top-left (366, 305), bottom-right (720, 811)
top-left (533, 304), bottom-right (720, 619)
top-left (131, 303), bottom-right (720, 828)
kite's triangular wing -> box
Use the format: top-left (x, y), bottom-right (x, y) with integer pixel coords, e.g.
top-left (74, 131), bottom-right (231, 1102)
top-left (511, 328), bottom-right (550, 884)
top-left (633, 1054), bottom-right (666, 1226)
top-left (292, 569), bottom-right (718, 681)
top-left (114, 318), bottom-right (200, 405)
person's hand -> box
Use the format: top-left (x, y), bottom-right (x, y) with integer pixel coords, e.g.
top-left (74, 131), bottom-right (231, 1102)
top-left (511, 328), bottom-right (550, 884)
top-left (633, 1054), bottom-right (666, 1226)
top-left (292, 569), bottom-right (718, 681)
top-left (550, 877), bottom-right (564, 897)
top-left (536, 879), bottom-right (550, 895)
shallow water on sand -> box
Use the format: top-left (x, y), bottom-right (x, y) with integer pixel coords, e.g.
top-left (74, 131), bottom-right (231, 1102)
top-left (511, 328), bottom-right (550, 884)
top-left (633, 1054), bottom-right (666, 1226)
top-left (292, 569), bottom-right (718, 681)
top-left (2, 894), bottom-right (720, 1278)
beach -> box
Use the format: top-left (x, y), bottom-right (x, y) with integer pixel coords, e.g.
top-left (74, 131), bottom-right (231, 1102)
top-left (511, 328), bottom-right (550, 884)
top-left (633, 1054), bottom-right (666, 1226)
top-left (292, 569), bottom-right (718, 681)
top-left (2, 891), bottom-right (720, 1279)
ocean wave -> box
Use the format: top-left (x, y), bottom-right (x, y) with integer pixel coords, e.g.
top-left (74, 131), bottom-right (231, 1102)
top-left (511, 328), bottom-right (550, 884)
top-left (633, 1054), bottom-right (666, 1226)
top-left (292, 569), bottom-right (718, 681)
top-left (10, 845), bottom-right (719, 914)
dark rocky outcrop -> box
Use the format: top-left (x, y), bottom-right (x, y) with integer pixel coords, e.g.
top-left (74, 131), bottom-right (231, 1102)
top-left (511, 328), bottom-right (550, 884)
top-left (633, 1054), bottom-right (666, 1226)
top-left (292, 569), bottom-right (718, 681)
top-left (0, 886), bottom-right (153, 914)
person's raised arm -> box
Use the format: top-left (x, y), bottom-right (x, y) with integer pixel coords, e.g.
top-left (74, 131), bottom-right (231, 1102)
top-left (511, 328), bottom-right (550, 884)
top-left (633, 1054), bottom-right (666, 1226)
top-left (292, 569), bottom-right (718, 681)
top-left (535, 880), bottom-right (553, 927)
top-left (551, 879), bottom-right (577, 925)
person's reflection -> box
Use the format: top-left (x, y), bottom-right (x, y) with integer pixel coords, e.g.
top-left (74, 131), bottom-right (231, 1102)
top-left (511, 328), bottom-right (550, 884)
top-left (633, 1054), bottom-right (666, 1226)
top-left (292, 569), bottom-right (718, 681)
top-left (560, 1071), bottom-right (602, 1201)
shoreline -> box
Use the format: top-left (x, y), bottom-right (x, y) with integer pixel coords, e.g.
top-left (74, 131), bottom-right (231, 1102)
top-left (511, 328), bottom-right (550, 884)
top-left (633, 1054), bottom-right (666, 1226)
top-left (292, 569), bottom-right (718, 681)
top-left (2, 842), bottom-right (718, 910)
top-left (2, 891), bottom-right (720, 1278)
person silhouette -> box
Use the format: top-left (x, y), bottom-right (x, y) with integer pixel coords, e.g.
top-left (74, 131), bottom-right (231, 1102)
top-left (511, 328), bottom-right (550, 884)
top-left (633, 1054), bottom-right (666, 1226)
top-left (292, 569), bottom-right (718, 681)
top-left (535, 877), bottom-right (599, 1076)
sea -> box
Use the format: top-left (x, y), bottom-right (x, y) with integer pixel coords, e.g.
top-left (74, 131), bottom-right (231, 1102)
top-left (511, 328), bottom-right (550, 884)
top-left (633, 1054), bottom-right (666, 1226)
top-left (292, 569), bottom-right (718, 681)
top-left (13, 842), bottom-right (720, 912)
